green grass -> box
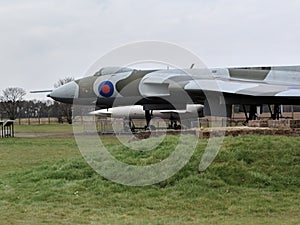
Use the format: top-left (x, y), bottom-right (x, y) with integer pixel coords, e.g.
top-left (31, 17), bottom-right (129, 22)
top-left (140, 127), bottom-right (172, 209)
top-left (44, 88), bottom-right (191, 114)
top-left (0, 137), bottom-right (79, 175)
top-left (14, 124), bottom-right (73, 133)
top-left (0, 134), bottom-right (299, 224)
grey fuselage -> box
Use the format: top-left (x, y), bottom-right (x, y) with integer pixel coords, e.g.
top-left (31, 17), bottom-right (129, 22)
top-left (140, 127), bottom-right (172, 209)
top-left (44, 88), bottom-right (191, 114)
top-left (48, 66), bottom-right (300, 115)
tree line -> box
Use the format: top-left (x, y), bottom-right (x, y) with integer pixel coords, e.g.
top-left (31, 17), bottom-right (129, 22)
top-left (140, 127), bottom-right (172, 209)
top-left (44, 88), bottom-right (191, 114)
top-left (0, 78), bottom-right (73, 124)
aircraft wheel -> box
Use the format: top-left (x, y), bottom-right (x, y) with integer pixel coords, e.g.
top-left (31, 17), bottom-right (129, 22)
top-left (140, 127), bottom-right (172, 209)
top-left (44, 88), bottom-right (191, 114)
top-left (150, 125), bottom-right (156, 130)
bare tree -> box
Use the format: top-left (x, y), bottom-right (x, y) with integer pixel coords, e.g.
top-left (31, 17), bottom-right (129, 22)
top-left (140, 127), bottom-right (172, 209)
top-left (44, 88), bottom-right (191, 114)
top-left (0, 87), bottom-right (26, 120)
top-left (54, 77), bottom-right (74, 124)
top-left (54, 77), bottom-right (74, 88)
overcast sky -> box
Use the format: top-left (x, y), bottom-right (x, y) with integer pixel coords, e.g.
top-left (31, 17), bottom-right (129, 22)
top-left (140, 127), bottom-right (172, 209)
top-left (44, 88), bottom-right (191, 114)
top-left (1, 0), bottom-right (300, 100)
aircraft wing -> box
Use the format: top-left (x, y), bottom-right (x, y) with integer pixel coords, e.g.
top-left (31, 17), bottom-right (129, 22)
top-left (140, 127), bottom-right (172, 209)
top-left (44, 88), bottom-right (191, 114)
top-left (138, 67), bottom-right (300, 102)
top-left (184, 79), bottom-right (300, 97)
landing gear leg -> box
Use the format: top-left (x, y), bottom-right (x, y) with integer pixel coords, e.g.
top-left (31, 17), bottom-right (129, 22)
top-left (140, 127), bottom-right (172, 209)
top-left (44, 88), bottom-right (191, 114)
top-left (168, 115), bottom-right (181, 130)
top-left (249, 105), bottom-right (257, 120)
top-left (268, 104), bottom-right (281, 120)
top-left (129, 119), bottom-right (136, 133)
top-left (242, 105), bottom-right (258, 125)
top-left (274, 104), bottom-right (281, 120)
top-left (144, 110), bottom-right (152, 130)
top-left (242, 105), bottom-right (249, 125)
top-left (169, 121), bottom-right (181, 130)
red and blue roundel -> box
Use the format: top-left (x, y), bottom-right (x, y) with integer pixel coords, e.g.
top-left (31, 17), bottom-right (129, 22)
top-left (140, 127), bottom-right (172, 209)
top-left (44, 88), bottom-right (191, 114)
top-left (98, 81), bottom-right (114, 97)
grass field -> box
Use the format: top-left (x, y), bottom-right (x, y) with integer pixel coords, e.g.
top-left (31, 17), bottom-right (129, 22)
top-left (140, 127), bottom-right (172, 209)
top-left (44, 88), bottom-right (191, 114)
top-left (14, 124), bottom-right (73, 133)
top-left (0, 126), bottom-right (299, 224)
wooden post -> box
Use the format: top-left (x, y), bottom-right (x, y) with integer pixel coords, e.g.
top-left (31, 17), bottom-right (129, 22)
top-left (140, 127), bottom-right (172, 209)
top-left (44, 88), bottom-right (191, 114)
top-left (12, 122), bottom-right (14, 137)
top-left (1, 122), bottom-right (3, 138)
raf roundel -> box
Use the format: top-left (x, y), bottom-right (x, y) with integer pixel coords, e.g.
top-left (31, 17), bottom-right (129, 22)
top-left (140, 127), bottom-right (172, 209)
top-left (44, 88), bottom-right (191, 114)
top-left (98, 81), bottom-right (114, 97)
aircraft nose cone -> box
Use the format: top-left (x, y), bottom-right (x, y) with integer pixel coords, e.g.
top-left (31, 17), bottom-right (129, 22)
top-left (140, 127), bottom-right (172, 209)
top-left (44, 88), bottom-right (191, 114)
top-left (48, 81), bottom-right (79, 103)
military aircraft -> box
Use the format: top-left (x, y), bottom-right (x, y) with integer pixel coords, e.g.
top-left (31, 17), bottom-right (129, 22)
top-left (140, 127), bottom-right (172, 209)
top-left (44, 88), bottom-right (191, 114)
top-left (34, 65), bottom-right (300, 128)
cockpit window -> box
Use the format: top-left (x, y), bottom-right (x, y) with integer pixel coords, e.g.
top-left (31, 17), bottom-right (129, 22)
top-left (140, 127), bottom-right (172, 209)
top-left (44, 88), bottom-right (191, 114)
top-left (93, 67), bottom-right (133, 76)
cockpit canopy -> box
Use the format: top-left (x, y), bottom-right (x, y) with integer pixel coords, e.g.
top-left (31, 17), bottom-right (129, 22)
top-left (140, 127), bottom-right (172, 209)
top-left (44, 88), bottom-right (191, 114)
top-left (93, 67), bottom-right (133, 76)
